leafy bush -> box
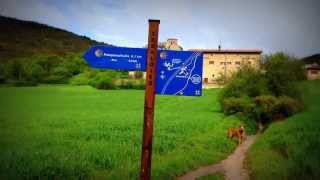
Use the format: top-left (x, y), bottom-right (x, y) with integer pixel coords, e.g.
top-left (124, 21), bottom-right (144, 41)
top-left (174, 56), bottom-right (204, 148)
top-left (132, 79), bottom-right (146, 89)
top-left (253, 95), bottom-right (304, 124)
top-left (213, 72), bottom-right (226, 85)
top-left (247, 81), bottom-right (320, 180)
top-left (263, 52), bottom-right (305, 98)
top-left (0, 76), bottom-right (5, 84)
top-left (70, 73), bottom-right (90, 85)
top-left (117, 79), bottom-right (134, 89)
top-left (254, 95), bottom-right (279, 123)
top-left (276, 96), bottom-right (304, 117)
top-left (133, 71), bottom-right (144, 79)
top-left (41, 75), bottom-right (67, 84)
top-left (220, 52), bottom-right (305, 124)
top-left (6, 60), bottom-right (24, 80)
top-left (0, 54), bottom-right (92, 85)
top-left (0, 54), bottom-right (138, 89)
top-left (61, 54), bottom-right (86, 76)
top-left (11, 80), bottom-right (38, 86)
top-left (69, 67), bottom-right (138, 89)
top-left (222, 97), bottom-right (254, 115)
top-left (88, 71), bottom-right (117, 90)
top-left (25, 62), bottom-right (45, 82)
top-left (37, 55), bottom-right (63, 74)
top-left (220, 66), bottom-right (268, 101)
top-left (116, 79), bottom-right (145, 89)
top-left (221, 95), bottom-right (304, 125)
top-left (51, 66), bottom-right (72, 79)
top-left (3, 59), bottom-right (41, 86)
top-left (89, 76), bottom-right (115, 90)
top-left (0, 64), bottom-right (6, 83)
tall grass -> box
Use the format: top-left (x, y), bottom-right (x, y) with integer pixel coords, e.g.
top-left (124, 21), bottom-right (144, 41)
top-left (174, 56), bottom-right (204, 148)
top-left (0, 86), bottom-right (242, 179)
top-left (246, 80), bottom-right (320, 180)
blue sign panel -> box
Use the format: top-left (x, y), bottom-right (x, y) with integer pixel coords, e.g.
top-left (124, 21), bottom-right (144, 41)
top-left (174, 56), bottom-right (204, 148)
top-left (83, 45), bottom-right (147, 71)
top-left (155, 50), bottom-right (203, 96)
top-left (84, 46), bottom-right (203, 96)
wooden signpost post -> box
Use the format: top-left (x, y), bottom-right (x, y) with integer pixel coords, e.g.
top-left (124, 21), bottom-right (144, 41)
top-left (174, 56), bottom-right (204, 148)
top-left (84, 19), bottom-right (203, 180)
top-left (140, 19), bottom-right (160, 180)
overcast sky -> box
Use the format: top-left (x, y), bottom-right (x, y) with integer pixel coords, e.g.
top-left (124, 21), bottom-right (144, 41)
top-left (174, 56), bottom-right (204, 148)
top-left (1, 0), bottom-right (319, 57)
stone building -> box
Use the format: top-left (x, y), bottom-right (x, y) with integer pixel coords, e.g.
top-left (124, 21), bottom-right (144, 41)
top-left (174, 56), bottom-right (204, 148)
top-left (305, 65), bottom-right (320, 80)
top-left (164, 38), bottom-right (183, 50)
top-left (190, 48), bottom-right (262, 88)
top-left (302, 54), bottom-right (320, 80)
top-left (129, 38), bottom-right (262, 88)
top-left (128, 38), bottom-right (182, 78)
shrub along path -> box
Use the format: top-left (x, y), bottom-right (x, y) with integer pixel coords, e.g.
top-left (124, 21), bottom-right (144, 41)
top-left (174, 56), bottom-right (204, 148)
top-left (177, 135), bottom-right (256, 180)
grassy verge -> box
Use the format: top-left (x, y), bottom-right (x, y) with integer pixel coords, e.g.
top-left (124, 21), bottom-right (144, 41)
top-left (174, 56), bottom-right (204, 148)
top-left (246, 80), bottom-right (320, 180)
top-left (0, 86), bottom-right (243, 179)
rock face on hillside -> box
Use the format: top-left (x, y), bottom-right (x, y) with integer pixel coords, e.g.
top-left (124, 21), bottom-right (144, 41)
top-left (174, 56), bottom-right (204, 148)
top-left (0, 15), bottom-right (107, 61)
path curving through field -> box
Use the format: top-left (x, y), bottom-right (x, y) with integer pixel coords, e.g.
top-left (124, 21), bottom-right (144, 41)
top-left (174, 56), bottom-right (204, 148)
top-left (177, 135), bottom-right (257, 180)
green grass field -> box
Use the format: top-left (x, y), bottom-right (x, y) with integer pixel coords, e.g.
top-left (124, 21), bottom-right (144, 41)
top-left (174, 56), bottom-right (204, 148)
top-left (246, 80), bottom-right (320, 180)
top-left (0, 86), bottom-right (242, 179)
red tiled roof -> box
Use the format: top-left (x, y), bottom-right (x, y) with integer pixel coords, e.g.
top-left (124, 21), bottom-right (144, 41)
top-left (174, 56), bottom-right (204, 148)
top-left (189, 48), bottom-right (263, 54)
top-left (306, 67), bottom-right (320, 70)
top-left (306, 65), bottom-right (320, 70)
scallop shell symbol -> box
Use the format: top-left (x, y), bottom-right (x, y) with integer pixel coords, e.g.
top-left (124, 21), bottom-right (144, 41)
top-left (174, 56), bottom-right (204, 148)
top-left (160, 51), bottom-right (167, 60)
top-left (95, 49), bottom-right (104, 58)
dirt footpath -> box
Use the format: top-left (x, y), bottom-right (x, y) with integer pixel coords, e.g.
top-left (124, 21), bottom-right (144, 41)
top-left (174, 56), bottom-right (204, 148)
top-left (177, 135), bottom-right (257, 180)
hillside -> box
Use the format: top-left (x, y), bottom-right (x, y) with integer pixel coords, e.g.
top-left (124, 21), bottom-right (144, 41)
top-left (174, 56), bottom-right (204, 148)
top-left (0, 15), bottom-right (107, 61)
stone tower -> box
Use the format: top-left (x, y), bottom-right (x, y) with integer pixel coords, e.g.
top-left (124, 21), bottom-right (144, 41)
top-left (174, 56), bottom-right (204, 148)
top-left (164, 38), bottom-right (182, 50)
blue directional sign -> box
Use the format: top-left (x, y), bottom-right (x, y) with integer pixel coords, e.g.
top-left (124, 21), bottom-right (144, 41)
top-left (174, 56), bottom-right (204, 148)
top-left (84, 46), bottom-right (203, 96)
top-left (83, 45), bottom-right (147, 71)
top-left (156, 50), bottom-right (203, 96)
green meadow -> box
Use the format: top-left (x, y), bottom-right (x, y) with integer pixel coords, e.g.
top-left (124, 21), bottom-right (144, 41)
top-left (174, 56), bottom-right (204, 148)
top-left (0, 86), bottom-right (241, 179)
top-left (246, 80), bottom-right (320, 180)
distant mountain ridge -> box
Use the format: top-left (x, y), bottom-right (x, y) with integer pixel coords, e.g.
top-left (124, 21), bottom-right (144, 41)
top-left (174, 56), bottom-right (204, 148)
top-left (0, 15), bottom-right (109, 61)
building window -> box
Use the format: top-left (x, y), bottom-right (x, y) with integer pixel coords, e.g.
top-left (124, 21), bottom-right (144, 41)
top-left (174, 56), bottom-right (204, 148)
top-left (242, 56), bottom-right (250, 61)
top-left (212, 74), bottom-right (215, 77)
top-left (209, 61), bottom-right (214, 64)
top-left (311, 70), bottom-right (318, 74)
top-left (220, 62), bottom-right (225, 65)
top-left (204, 78), bottom-right (209, 84)
top-left (227, 62), bottom-right (231, 65)
top-left (248, 61), bottom-right (252, 64)
top-left (236, 61), bottom-right (241, 65)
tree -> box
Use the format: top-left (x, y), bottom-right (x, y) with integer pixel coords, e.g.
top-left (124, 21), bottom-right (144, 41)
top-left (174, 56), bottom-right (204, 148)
top-left (6, 60), bottom-right (24, 80)
top-left (220, 52), bottom-right (305, 123)
top-left (263, 52), bottom-right (305, 97)
top-left (0, 63), bottom-right (6, 83)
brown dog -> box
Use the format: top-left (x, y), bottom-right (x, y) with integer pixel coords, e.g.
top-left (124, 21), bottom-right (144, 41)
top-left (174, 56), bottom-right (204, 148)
top-left (227, 125), bottom-right (246, 145)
